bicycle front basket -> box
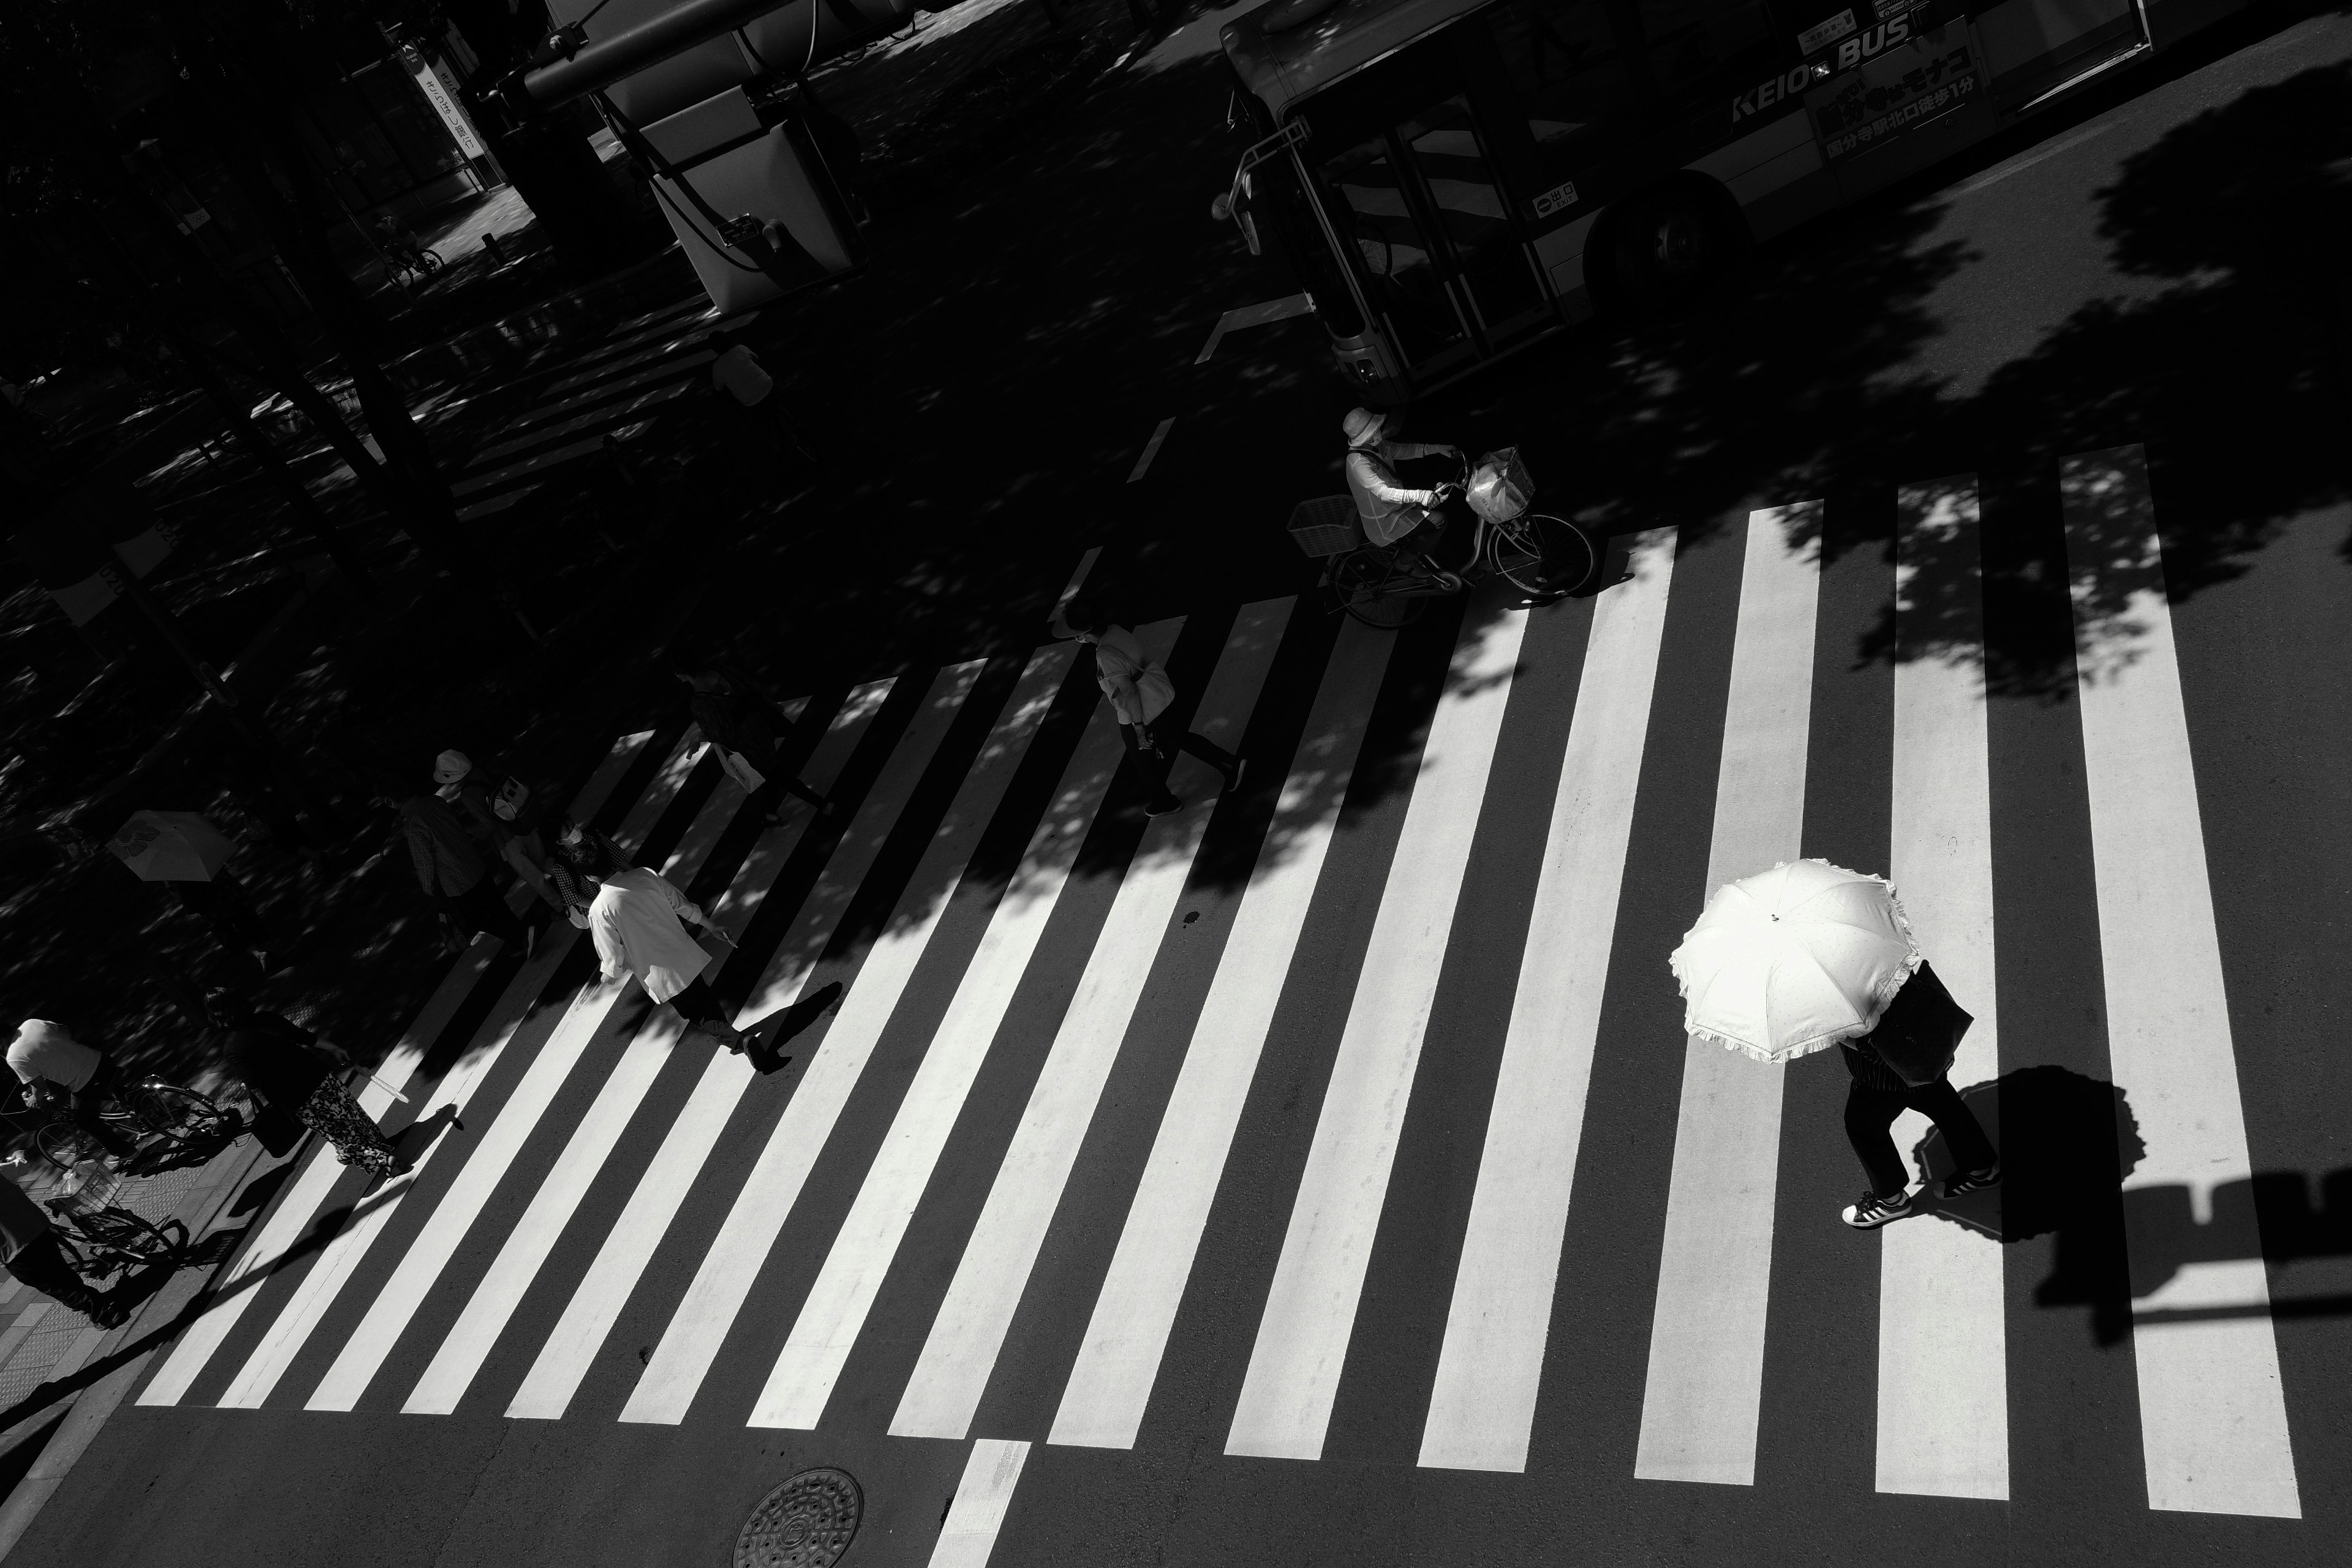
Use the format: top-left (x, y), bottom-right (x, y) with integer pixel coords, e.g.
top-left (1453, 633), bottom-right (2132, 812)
top-left (1466, 448), bottom-right (1534, 523)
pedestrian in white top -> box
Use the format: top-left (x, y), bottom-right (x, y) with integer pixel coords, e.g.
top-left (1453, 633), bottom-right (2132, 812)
top-left (1342, 405), bottom-right (1463, 567)
top-left (709, 331), bottom-right (812, 463)
top-left (575, 835), bottom-right (751, 1052)
top-left (1060, 595), bottom-right (1243, 818)
top-left (9, 1019), bottom-right (138, 1163)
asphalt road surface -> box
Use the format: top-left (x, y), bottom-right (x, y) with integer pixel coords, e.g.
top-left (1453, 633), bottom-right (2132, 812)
top-left (11, 5), bottom-right (2351, 1565)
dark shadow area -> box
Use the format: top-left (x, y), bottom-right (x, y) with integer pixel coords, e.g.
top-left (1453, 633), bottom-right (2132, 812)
top-left (1913, 1065), bottom-right (2352, 1344)
top-left (223, 1160), bottom-right (291, 1218)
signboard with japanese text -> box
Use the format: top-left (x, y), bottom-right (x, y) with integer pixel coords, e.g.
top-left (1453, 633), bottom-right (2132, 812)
top-left (408, 53), bottom-right (488, 160)
top-left (1807, 21), bottom-right (1982, 162)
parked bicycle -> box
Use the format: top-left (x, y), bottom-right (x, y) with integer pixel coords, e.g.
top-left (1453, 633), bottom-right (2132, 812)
top-left (1289, 447), bottom-right (1600, 627)
top-left (28, 1077), bottom-right (244, 1180)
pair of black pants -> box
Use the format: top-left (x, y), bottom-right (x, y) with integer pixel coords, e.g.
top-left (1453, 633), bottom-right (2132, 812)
top-left (1845, 1076), bottom-right (1997, 1199)
top-left (69, 1061), bottom-right (137, 1161)
top-left (1121, 724), bottom-right (1237, 811)
top-left (445, 877), bottom-right (524, 949)
top-left (668, 976), bottom-right (728, 1027)
top-left (4, 1233), bottom-right (118, 1320)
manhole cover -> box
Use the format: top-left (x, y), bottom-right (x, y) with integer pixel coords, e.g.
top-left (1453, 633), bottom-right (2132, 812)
top-left (734, 1467), bottom-right (862, 1568)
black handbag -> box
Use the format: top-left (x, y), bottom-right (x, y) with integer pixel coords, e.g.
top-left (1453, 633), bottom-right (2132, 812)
top-left (1866, 960), bottom-right (1973, 1088)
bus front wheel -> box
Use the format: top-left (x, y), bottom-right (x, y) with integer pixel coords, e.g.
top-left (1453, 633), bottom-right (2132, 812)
top-left (1607, 185), bottom-right (1739, 311)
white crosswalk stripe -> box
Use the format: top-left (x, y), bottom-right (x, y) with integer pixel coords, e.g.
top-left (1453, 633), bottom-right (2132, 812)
top-left (135, 462), bottom-right (2316, 1524)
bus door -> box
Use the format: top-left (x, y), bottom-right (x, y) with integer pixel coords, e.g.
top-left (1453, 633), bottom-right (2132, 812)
top-left (1317, 92), bottom-right (1551, 380)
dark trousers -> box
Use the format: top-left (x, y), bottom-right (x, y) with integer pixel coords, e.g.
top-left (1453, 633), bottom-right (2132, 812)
top-left (69, 1061), bottom-right (137, 1161)
top-left (4, 1232), bottom-right (117, 1319)
top-left (445, 877), bottom-right (524, 949)
top-left (669, 976), bottom-right (727, 1026)
top-left (1122, 723), bottom-right (1238, 811)
top-left (1845, 1076), bottom-right (1998, 1199)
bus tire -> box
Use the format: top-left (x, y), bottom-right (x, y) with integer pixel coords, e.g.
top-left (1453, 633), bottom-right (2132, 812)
top-left (1604, 181), bottom-right (1743, 312)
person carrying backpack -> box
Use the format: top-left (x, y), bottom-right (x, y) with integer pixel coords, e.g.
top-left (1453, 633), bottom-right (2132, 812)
top-left (671, 657), bottom-right (837, 826)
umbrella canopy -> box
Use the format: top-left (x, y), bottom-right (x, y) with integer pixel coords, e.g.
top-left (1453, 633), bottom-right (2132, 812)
top-left (109, 810), bottom-right (238, 883)
top-left (1670, 858), bottom-right (1918, 1064)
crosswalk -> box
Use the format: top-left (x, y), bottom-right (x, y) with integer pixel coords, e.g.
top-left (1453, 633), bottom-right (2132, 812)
top-left (135, 444), bottom-right (2308, 1522)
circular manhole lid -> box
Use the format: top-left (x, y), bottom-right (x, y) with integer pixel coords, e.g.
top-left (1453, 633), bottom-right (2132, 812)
top-left (734, 1467), bottom-right (862, 1568)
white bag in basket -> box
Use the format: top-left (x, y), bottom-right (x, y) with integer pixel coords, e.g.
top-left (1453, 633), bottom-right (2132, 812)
top-left (1466, 447), bottom-right (1534, 523)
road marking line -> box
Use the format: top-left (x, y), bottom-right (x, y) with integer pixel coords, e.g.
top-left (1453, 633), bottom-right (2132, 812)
top-left (497, 680), bottom-right (924, 1421)
top-left (211, 734), bottom-right (705, 1410)
top-left (1194, 293), bottom-right (1316, 364)
top-left (1126, 418), bottom-right (1175, 483)
top-left (621, 647), bottom-right (1074, 1425)
top-left (750, 621), bottom-right (1184, 1430)
top-left (1226, 601), bottom-right (1528, 1461)
top-left (929, 1439), bottom-right (1031, 1568)
top-left (1882, 477), bottom-right (2009, 1499)
top-left (1054, 548), bottom-right (1101, 628)
top-left (135, 731), bottom-right (654, 1408)
top-left (1049, 619), bottom-right (1391, 1450)
top-left (1635, 502), bottom-right (1822, 1487)
top-left (2060, 445), bottom-right (2300, 1518)
top-left (1420, 530), bottom-right (1678, 1472)
top-left (892, 600), bottom-right (1294, 1439)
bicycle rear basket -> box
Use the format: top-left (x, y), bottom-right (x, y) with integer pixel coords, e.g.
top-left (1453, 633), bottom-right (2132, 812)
top-left (1288, 496), bottom-right (1360, 558)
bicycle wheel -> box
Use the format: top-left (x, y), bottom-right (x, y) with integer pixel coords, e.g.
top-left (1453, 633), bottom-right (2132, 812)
top-left (129, 1083), bottom-right (231, 1144)
top-left (74, 1208), bottom-right (185, 1270)
top-left (417, 250), bottom-right (443, 275)
top-left (1493, 513), bottom-right (1600, 601)
top-left (1331, 550), bottom-right (1423, 629)
top-left (34, 1120), bottom-right (96, 1176)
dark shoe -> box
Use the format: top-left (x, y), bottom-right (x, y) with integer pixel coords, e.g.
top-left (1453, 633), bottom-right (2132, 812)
top-left (1842, 1189), bottom-right (1914, 1230)
top-left (521, 925), bottom-right (539, 960)
top-left (1941, 1161), bottom-right (2001, 1199)
top-left (1144, 797), bottom-right (1185, 818)
top-left (1223, 759), bottom-right (1248, 796)
top-left (89, 1298), bottom-right (132, 1330)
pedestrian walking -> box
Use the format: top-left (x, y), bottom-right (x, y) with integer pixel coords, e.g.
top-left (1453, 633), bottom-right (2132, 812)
top-left (0, 1171), bottom-right (133, 1327)
top-left (1837, 961), bottom-right (2002, 1229)
top-left (7, 1019), bottom-right (139, 1164)
top-left (380, 785), bottom-right (529, 957)
top-left (708, 331), bottom-right (813, 462)
top-left (1059, 596), bottom-right (1244, 817)
top-left (573, 832), bottom-right (752, 1052)
top-left (672, 656), bottom-right (836, 824)
top-left (546, 816), bottom-right (628, 927)
top-left (206, 990), bottom-right (401, 1174)
top-left (433, 750), bottom-right (563, 914)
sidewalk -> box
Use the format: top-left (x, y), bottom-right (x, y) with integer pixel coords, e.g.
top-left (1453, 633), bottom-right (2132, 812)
top-left (0, 1126), bottom-right (275, 1551)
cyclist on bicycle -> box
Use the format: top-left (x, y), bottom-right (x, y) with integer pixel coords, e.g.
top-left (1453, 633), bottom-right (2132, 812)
top-left (1343, 407), bottom-right (1466, 576)
top-left (7, 1019), bottom-right (138, 1165)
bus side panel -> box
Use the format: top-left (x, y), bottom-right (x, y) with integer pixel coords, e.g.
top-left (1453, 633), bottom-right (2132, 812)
top-left (2141, 0), bottom-right (2252, 49)
top-left (1531, 213), bottom-right (1604, 322)
top-left (1685, 108), bottom-right (1839, 241)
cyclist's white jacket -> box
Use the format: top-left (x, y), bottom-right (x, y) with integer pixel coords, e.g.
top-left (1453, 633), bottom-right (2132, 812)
top-left (1346, 439), bottom-right (1447, 546)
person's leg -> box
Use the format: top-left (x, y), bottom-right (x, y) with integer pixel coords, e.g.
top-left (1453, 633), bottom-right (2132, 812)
top-left (1842, 1082), bottom-right (1915, 1199)
top-left (4, 1234), bottom-right (122, 1323)
top-left (295, 1079), bottom-right (400, 1173)
top-left (669, 977), bottom-right (748, 1049)
top-left (1906, 1076), bottom-right (1999, 1177)
top-left (453, 876), bottom-right (524, 948)
top-left (1122, 724), bottom-right (1182, 814)
top-left (69, 1065), bottom-right (138, 1161)
top-left (1176, 731), bottom-right (1242, 789)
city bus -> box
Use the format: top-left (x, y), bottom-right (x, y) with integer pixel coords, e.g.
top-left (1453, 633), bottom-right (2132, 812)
top-left (1218, 0), bottom-right (2249, 401)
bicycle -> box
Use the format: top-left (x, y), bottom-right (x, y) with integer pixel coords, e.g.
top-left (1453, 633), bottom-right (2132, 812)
top-left (27, 1077), bottom-right (244, 1180)
top-left (383, 240), bottom-right (443, 286)
top-left (1291, 447), bottom-right (1600, 628)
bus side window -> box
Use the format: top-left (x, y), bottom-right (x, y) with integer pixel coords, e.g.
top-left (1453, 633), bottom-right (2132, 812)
top-left (1484, 0), bottom-right (1640, 182)
top-left (1631, 0), bottom-right (1779, 102)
